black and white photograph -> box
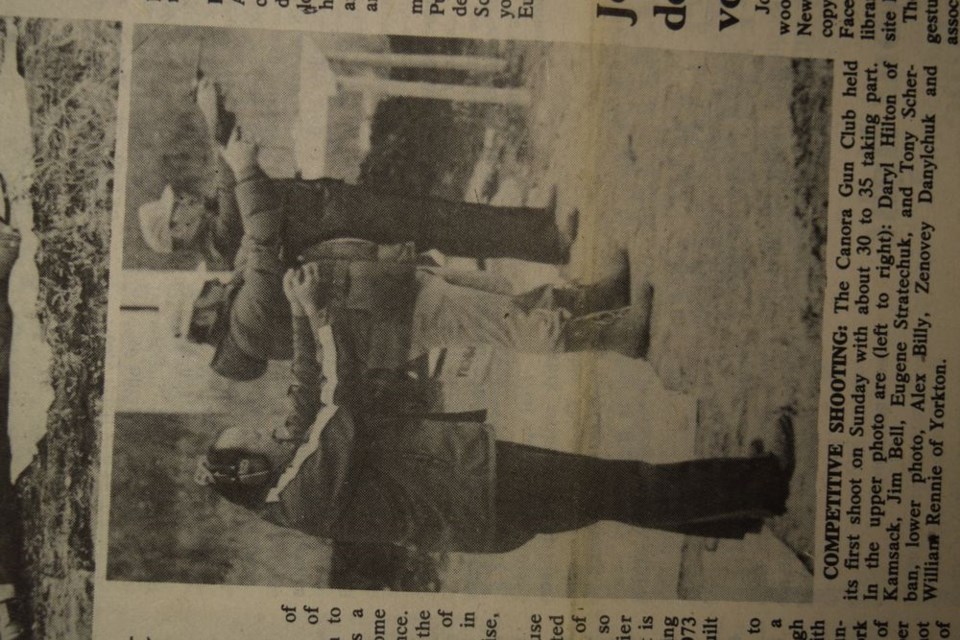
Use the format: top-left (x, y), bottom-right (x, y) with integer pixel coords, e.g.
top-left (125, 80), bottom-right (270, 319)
top-left (107, 24), bottom-right (830, 601)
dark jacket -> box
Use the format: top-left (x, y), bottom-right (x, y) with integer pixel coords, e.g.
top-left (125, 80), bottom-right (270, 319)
top-left (257, 314), bottom-right (497, 553)
top-left (207, 153), bottom-right (349, 271)
top-left (210, 163), bottom-right (422, 381)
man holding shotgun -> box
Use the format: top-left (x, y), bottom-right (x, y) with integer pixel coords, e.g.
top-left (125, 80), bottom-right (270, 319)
top-left (138, 79), bottom-right (578, 270)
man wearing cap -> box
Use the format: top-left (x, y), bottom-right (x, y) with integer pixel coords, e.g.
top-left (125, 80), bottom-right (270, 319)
top-left (138, 79), bottom-right (576, 271)
top-left (193, 264), bottom-right (793, 557)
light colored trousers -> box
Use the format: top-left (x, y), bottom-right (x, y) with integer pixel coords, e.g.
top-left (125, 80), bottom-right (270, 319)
top-left (410, 271), bottom-right (570, 357)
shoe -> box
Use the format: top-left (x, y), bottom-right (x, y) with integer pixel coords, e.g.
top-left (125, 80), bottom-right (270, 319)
top-left (562, 286), bottom-right (653, 358)
top-left (749, 407), bottom-right (796, 481)
top-left (553, 272), bottom-right (630, 318)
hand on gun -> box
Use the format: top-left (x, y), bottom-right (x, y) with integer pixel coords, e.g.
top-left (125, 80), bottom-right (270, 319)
top-left (193, 76), bottom-right (235, 146)
top-left (287, 264), bottom-right (329, 325)
top-left (221, 126), bottom-right (260, 178)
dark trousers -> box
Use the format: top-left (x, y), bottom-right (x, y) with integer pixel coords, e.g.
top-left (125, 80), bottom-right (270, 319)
top-left (283, 179), bottom-right (569, 265)
top-left (493, 442), bottom-right (787, 549)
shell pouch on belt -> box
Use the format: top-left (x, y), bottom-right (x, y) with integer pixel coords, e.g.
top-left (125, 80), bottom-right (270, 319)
top-left (344, 260), bottom-right (417, 372)
top-left (302, 239), bottom-right (419, 372)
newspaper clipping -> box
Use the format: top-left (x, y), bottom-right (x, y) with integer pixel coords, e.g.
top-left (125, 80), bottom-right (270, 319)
top-left (0, 0), bottom-right (955, 638)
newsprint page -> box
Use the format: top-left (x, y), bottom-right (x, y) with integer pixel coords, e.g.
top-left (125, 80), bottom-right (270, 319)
top-left (0, 0), bottom-right (956, 638)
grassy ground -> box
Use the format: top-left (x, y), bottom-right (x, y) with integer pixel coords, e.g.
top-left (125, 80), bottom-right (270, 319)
top-left (4, 18), bottom-right (119, 639)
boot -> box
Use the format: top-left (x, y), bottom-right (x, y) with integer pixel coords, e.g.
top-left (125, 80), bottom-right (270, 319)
top-left (560, 284), bottom-right (653, 358)
top-left (749, 407), bottom-right (796, 481)
top-left (512, 272), bottom-right (630, 318)
top-left (552, 272), bottom-right (629, 317)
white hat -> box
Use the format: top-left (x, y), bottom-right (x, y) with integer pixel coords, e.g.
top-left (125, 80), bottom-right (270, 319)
top-left (138, 185), bottom-right (175, 253)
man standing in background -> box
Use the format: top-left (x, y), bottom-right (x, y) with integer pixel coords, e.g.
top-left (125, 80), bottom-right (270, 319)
top-left (138, 79), bottom-right (578, 270)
